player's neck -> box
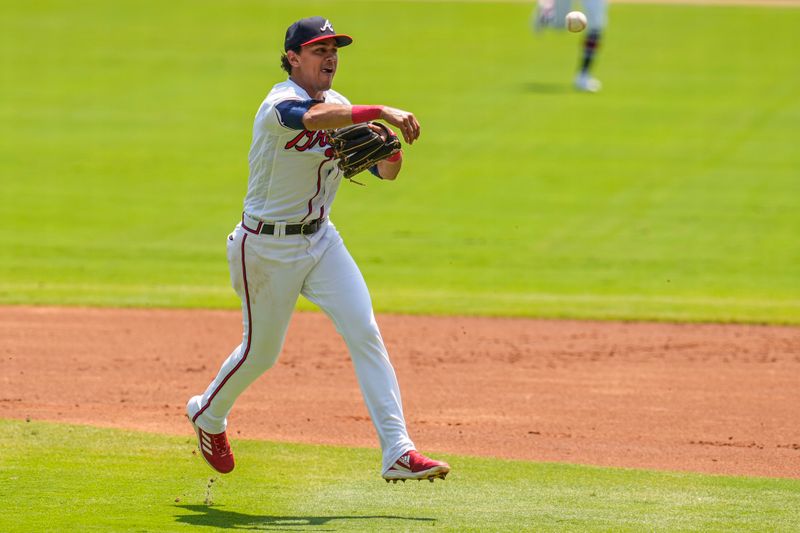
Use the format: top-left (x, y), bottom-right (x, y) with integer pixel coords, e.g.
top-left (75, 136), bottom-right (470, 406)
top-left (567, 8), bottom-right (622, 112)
top-left (289, 75), bottom-right (325, 101)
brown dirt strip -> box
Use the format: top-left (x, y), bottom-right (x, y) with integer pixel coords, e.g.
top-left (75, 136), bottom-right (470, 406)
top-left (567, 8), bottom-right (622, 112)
top-left (2, 306), bottom-right (799, 478)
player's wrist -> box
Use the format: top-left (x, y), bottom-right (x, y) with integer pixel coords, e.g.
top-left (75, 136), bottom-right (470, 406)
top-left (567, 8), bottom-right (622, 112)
top-left (386, 128), bottom-right (401, 162)
top-left (351, 105), bottom-right (384, 123)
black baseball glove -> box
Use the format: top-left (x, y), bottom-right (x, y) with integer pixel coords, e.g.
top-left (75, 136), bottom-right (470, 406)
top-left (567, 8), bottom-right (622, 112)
top-left (326, 122), bottom-right (401, 179)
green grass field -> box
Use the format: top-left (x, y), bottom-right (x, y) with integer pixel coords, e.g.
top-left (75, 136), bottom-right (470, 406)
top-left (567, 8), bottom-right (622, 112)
top-left (2, 420), bottom-right (799, 532)
top-left (1, 0), bottom-right (798, 322)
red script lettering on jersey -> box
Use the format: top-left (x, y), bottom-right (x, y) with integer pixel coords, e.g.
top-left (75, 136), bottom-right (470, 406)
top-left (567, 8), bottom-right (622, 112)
top-left (285, 130), bottom-right (329, 152)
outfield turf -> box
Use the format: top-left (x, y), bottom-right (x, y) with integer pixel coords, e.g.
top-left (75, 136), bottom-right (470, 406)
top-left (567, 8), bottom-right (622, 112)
top-left (0, 420), bottom-right (798, 532)
top-left (1, 0), bottom-right (799, 322)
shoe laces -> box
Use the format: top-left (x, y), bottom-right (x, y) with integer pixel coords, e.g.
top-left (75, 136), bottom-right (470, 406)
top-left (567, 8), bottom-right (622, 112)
top-left (211, 433), bottom-right (232, 457)
top-left (407, 450), bottom-right (431, 468)
top-left (409, 450), bottom-right (445, 469)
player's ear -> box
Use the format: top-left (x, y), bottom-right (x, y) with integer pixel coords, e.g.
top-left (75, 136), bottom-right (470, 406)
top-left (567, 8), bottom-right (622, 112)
top-left (287, 49), bottom-right (301, 68)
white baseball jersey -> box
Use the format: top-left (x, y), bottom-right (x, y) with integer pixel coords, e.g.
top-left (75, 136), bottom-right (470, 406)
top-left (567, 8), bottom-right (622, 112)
top-left (243, 79), bottom-right (349, 224)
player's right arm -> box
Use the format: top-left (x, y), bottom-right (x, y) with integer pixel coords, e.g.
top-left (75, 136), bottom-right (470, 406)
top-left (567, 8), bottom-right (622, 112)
top-left (302, 103), bottom-right (421, 145)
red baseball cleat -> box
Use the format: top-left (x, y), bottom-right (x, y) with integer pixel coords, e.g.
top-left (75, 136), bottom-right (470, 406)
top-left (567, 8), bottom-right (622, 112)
top-left (188, 417), bottom-right (235, 474)
top-left (383, 450), bottom-right (450, 483)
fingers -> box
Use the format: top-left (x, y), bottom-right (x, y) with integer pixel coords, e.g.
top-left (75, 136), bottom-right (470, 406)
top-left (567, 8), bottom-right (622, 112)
top-left (366, 122), bottom-right (386, 140)
top-left (382, 107), bottom-right (420, 145)
top-left (398, 113), bottom-right (421, 145)
top-left (408, 115), bottom-right (421, 144)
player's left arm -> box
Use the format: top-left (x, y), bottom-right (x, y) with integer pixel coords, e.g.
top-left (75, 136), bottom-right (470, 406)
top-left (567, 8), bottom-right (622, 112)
top-left (303, 103), bottom-right (420, 144)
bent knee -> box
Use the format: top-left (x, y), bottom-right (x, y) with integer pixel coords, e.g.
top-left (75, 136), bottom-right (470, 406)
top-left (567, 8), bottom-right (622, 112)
top-left (244, 337), bottom-right (282, 372)
top-left (339, 320), bottom-right (383, 348)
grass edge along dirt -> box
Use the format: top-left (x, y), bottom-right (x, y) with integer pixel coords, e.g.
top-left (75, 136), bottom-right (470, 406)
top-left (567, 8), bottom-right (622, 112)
top-left (1, 419), bottom-right (799, 531)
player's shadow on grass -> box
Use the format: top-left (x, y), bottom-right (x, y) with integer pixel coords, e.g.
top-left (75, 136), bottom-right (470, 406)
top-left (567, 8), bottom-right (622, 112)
top-left (521, 81), bottom-right (570, 94)
top-left (175, 504), bottom-right (436, 530)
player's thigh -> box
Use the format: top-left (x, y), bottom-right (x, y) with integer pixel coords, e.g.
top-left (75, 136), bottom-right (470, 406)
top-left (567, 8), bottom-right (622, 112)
top-left (582, 0), bottom-right (607, 30)
top-left (554, 0), bottom-right (574, 23)
top-left (228, 229), bottom-right (309, 305)
top-left (301, 238), bottom-right (375, 331)
top-left (229, 230), bottom-right (312, 358)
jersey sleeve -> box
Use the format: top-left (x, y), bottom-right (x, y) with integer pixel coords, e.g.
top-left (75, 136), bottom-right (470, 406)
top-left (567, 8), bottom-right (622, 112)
top-left (265, 99), bottom-right (321, 132)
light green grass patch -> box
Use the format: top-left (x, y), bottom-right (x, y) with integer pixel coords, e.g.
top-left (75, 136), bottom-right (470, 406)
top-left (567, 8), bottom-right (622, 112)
top-left (1, 1), bottom-right (799, 322)
top-left (1, 420), bottom-right (799, 531)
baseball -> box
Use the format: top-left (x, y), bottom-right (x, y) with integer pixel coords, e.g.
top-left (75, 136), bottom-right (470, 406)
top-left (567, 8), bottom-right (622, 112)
top-left (565, 11), bottom-right (587, 33)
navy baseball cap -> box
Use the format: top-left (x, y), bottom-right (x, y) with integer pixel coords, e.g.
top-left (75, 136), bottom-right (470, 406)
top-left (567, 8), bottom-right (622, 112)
top-left (284, 17), bottom-right (353, 51)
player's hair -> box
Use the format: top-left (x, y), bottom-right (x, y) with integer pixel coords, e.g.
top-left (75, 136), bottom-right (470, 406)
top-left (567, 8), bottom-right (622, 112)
top-left (280, 47), bottom-right (301, 74)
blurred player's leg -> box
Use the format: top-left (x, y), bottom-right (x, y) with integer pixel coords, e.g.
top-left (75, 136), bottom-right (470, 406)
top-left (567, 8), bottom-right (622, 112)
top-left (532, 0), bottom-right (557, 32)
top-left (575, 0), bottom-right (606, 92)
top-left (574, 29), bottom-right (602, 92)
top-left (536, 0), bottom-right (574, 31)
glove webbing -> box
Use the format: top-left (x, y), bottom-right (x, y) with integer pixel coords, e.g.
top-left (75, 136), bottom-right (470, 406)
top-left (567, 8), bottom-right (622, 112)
top-left (327, 122), bottom-right (401, 179)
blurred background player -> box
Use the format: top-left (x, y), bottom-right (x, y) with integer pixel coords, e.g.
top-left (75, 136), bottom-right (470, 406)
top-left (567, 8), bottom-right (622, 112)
top-left (533, 0), bottom-right (607, 92)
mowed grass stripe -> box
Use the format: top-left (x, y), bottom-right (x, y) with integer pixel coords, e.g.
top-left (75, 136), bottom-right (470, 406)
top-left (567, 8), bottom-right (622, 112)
top-left (1, 420), bottom-right (799, 532)
top-left (2, 282), bottom-right (799, 323)
top-left (1, 1), bottom-right (799, 322)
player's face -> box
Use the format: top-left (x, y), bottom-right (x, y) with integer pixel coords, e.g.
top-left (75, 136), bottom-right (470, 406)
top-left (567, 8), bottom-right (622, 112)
top-left (293, 39), bottom-right (338, 97)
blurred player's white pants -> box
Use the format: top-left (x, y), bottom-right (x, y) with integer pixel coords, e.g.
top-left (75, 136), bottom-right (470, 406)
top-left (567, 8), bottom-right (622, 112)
top-left (193, 219), bottom-right (415, 474)
top-left (536, 0), bottom-right (607, 30)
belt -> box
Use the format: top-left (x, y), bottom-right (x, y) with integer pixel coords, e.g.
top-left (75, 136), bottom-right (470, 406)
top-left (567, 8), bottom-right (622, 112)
top-left (243, 215), bottom-right (326, 236)
top-left (264, 218), bottom-right (325, 236)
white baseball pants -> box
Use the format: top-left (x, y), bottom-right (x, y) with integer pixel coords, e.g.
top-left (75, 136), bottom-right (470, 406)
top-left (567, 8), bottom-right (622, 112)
top-left (190, 219), bottom-right (415, 474)
top-left (541, 0), bottom-right (607, 30)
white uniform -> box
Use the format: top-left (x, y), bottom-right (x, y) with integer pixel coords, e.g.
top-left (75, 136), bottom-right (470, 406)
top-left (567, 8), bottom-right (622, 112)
top-left (188, 79), bottom-right (415, 474)
top-left (535, 0), bottom-right (607, 31)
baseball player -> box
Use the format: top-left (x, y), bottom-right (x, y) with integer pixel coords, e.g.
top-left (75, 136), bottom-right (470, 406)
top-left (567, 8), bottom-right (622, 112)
top-left (533, 0), bottom-right (607, 92)
top-left (186, 16), bottom-right (450, 484)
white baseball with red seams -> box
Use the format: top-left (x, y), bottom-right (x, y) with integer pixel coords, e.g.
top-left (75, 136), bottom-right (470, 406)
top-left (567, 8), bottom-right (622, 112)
top-left (566, 11), bottom-right (588, 32)
top-left (187, 77), bottom-right (416, 475)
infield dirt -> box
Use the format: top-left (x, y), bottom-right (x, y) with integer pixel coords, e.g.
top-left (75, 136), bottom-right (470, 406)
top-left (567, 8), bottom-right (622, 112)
top-left (2, 306), bottom-right (798, 479)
